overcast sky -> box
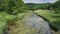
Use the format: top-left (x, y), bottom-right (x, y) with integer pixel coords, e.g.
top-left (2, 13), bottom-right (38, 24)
top-left (23, 0), bottom-right (58, 3)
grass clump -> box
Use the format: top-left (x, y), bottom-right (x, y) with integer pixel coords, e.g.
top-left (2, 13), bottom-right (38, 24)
top-left (0, 12), bottom-right (9, 34)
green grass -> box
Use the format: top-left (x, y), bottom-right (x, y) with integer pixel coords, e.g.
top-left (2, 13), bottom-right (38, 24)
top-left (0, 12), bottom-right (31, 34)
top-left (0, 12), bottom-right (9, 34)
top-left (0, 19), bottom-right (6, 34)
top-left (35, 9), bottom-right (60, 30)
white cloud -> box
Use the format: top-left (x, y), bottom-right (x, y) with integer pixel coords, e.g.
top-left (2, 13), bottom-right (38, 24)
top-left (23, 0), bottom-right (58, 3)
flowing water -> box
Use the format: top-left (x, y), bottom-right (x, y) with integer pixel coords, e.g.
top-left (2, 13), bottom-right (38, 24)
top-left (23, 14), bottom-right (53, 34)
top-left (4, 13), bottom-right (53, 34)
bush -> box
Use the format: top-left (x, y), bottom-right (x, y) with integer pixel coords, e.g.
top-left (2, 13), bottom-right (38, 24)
top-left (0, 0), bottom-right (27, 15)
top-left (55, 7), bottom-right (60, 13)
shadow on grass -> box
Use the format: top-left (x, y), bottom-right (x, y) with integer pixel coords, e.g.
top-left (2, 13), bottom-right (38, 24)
top-left (51, 20), bottom-right (60, 30)
top-left (52, 15), bottom-right (60, 18)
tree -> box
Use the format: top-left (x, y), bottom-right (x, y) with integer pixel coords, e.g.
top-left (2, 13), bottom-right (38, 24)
top-left (0, 0), bottom-right (26, 15)
top-left (54, 0), bottom-right (60, 13)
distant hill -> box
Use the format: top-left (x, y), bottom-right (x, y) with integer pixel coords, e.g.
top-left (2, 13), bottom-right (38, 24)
top-left (25, 3), bottom-right (52, 10)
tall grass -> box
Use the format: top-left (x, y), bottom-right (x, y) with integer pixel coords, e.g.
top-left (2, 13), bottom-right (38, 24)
top-left (0, 12), bottom-right (30, 34)
top-left (0, 12), bottom-right (8, 34)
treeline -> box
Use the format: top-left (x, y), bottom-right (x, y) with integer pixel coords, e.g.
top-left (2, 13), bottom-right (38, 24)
top-left (0, 0), bottom-right (26, 15)
top-left (25, 0), bottom-right (60, 13)
top-left (25, 3), bottom-right (49, 10)
top-left (46, 0), bottom-right (60, 13)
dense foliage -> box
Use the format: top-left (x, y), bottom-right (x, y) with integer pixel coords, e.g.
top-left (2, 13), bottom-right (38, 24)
top-left (25, 3), bottom-right (48, 10)
top-left (52, 0), bottom-right (60, 13)
top-left (0, 0), bottom-right (26, 15)
top-left (25, 0), bottom-right (60, 13)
